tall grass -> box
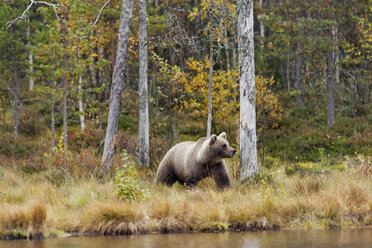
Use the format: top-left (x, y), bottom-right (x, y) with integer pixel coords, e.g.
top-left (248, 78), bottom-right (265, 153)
top-left (0, 156), bottom-right (371, 239)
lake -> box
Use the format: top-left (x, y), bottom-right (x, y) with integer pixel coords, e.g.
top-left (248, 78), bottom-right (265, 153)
top-left (1, 229), bottom-right (372, 248)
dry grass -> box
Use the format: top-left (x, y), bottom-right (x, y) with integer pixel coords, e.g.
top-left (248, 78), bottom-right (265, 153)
top-left (0, 157), bottom-right (372, 239)
top-left (0, 202), bottom-right (46, 239)
top-left (78, 201), bottom-right (147, 235)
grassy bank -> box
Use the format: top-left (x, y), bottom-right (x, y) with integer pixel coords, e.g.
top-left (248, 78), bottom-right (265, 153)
top-left (0, 156), bottom-right (371, 240)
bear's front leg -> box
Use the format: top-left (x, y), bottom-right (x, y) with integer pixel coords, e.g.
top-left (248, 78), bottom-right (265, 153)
top-left (184, 178), bottom-right (199, 189)
top-left (210, 161), bottom-right (231, 189)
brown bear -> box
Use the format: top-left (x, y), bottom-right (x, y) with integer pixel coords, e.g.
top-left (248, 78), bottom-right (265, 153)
top-left (155, 132), bottom-right (236, 189)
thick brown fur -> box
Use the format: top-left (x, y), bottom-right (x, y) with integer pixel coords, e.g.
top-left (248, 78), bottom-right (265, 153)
top-left (155, 132), bottom-right (236, 189)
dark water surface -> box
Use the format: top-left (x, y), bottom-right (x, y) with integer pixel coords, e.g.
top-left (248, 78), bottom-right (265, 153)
top-left (1, 229), bottom-right (372, 248)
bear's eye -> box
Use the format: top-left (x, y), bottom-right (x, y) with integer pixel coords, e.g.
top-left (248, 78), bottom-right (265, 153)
top-left (222, 144), bottom-right (227, 149)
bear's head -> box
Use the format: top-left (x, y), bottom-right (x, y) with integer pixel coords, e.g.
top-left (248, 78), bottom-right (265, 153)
top-left (208, 132), bottom-right (236, 159)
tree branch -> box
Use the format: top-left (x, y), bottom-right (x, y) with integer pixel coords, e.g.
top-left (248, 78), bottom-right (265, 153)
top-left (5, 0), bottom-right (67, 30)
top-left (77, 0), bottom-right (111, 40)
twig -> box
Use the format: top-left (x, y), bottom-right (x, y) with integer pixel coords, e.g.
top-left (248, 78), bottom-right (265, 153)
top-left (5, 0), bottom-right (67, 30)
top-left (77, 0), bottom-right (111, 40)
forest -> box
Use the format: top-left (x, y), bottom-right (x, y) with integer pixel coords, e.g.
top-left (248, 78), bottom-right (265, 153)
top-left (0, 0), bottom-right (371, 240)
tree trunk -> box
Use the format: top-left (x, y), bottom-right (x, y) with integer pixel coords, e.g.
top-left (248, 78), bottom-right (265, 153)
top-left (91, 63), bottom-right (97, 88)
top-left (260, 101), bottom-right (266, 173)
top-left (27, 18), bottom-right (34, 91)
top-left (206, 1), bottom-right (214, 138)
top-left (326, 26), bottom-right (336, 127)
top-left (232, 42), bottom-right (237, 71)
top-left (152, 61), bottom-right (158, 110)
top-left (169, 112), bottom-right (178, 145)
top-left (286, 52), bottom-right (290, 89)
top-left (231, 41), bottom-right (238, 103)
top-left (102, 0), bottom-right (135, 169)
top-left (295, 41), bottom-right (304, 108)
top-left (78, 74), bottom-right (85, 131)
top-left (224, 29), bottom-right (238, 103)
top-left (61, 22), bottom-right (68, 151)
top-left (334, 25), bottom-right (340, 85)
top-left (259, 0), bottom-right (265, 43)
top-left (98, 47), bottom-right (104, 129)
top-left (238, 0), bottom-right (258, 182)
top-left (13, 43), bottom-right (19, 141)
top-left (51, 85), bottom-right (55, 151)
top-left (224, 29), bottom-right (230, 71)
top-left (139, 0), bottom-right (150, 167)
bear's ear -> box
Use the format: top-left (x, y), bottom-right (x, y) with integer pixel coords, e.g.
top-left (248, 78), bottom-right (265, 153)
top-left (209, 134), bottom-right (217, 145)
top-left (218, 132), bottom-right (226, 139)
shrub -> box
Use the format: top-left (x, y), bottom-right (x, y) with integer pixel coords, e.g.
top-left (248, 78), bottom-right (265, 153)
top-left (68, 128), bottom-right (104, 152)
top-left (43, 134), bottom-right (102, 180)
top-left (114, 150), bottom-right (149, 201)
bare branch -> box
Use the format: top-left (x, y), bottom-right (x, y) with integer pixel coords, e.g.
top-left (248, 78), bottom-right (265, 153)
top-left (5, 0), bottom-right (67, 30)
top-left (77, 0), bottom-right (111, 40)
top-left (6, 1), bottom-right (34, 30)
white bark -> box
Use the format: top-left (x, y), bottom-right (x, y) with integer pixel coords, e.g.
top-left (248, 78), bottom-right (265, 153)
top-left (29, 52), bottom-right (34, 91)
top-left (238, 0), bottom-right (258, 182)
top-left (139, 0), bottom-right (150, 167)
top-left (295, 40), bottom-right (304, 107)
top-left (327, 26), bottom-right (336, 127)
top-left (27, 20), bottom-right (34, 91)
top-left (334, 26), bottom-right (340, 84)
top-left (62, 22), bottom-right (68, 151)
top-left (51, 86), bottom-right (55, 150)
top-left (206, 0), bottom-right (214, 138)
top-left (286, 52), bottom-right (290, 89)
top-left (102, 0), bottom-right (135, 169)
top-left (13, 47), bottom-right (19, 141)
top-left (78, 74), bottom-right (85, 131)
top-left (259, 0), bottom-right (265, 41)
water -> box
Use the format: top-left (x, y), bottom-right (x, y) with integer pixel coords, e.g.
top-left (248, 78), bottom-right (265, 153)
top-left (1, 229), bottom-right (372, 248)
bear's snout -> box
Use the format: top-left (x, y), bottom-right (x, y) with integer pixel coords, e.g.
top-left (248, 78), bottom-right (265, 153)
top-left (228, 149), bottom-right (236, 158)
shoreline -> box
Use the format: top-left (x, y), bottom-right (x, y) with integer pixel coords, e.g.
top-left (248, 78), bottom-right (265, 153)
top-left (2, 225), bottom-right (372, 241)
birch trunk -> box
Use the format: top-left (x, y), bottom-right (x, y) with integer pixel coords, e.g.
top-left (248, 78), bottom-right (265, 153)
top-left (78, 74), bottom-right (85, 131)
top-left (326, 26), bottom-right (336, 127)
top-left (238, 0), bottom-right (258, 182)
top-left (102, 0), bottom-right (135, 169)
top-left (224, 29), bottom-right (230, 71)
top-left (286, 52), bottom-right (290, 89)
top-left (13, 43), bottom-right (19, 141)
top-left (62, 22), bottom-right (68, 151)
top-left (206, 1), bottom-right (214, 138)
top-left (98, 47), bottom-right (104, 129)
top-left (139, 0), bottom-right (150, 167)
top-left (333, 25), bottom-right (340, 85)
top-left (27, 18), bottom-right (34, 91)
top-left (232, 42), bottom-right (237, 71)
top-left (51, 86), bottom-right (55, 150)
top-left (259, 0), bottom-right (265, 42)
top-left (295, 41), bottom-right (304, 108)
top-left (231, 41), bottom-right (238, 103)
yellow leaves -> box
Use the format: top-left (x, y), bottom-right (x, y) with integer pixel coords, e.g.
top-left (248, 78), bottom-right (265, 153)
top-left (255, 76), bottom-right (282, 132)
top-left (180, 57), bottom-right (239, 129)
top-left (153, 53), bottom-right (281, 134)
top-left (188, 8), bottom-right (199, 21)
top-left (344, 16), bottom-right (372, 65)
